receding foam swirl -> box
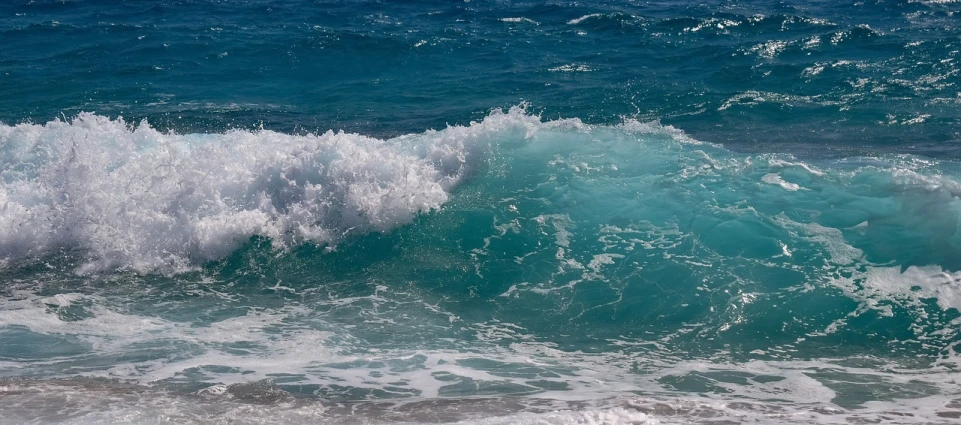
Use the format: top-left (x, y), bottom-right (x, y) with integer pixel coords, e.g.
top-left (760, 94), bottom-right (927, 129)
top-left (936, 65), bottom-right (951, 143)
top-left (0, 109), bottom-right (539, 273)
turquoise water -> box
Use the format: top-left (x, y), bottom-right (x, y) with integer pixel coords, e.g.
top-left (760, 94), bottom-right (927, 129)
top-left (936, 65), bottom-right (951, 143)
top-left (2, 1), bottom-right (961, 424)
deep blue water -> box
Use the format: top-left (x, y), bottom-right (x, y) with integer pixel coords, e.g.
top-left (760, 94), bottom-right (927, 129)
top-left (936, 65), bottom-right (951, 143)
top-left (4, 0), bottom-right (960, 151)
top-left (2, 1), bottom-right (961, 424)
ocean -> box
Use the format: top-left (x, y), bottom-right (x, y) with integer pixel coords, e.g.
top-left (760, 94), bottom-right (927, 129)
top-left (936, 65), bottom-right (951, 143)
top-left (1, 0), bottom-right (961, 423)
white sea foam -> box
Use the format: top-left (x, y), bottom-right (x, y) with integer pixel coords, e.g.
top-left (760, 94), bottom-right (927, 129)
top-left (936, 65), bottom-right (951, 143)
top-left (768, 159), bottom-right (826, 176)
top-left (748, 39), bottom-right (789, 58)
top-left (717, 90), bottom-right (843, 111)
top-left (0, 109), bottom-right (547, 274)
top-left (10, 278), bottom-right (957, 421)
top-left (775, 214), bottom-right (864, 265)
top-left (862, 266), bottom-right (961, 312)
top-left (762, 173), bottom-right (803, 191)
top-left (3, 352), bottom-right (961, 424)
top-left (499, 17), bottom-right (539, 25)
top-left (548, 64), bottom-right (593, 72)
top-left (567, 14), bottom-right (605, 25)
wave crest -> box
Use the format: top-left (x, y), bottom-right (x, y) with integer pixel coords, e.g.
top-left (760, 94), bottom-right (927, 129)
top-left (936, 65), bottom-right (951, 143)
top-left (0, 109), bottom-right (540, 273)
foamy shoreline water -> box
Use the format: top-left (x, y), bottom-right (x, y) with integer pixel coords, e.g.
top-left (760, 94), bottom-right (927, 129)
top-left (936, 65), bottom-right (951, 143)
top-left (3, 378), bottom-right (961, 424)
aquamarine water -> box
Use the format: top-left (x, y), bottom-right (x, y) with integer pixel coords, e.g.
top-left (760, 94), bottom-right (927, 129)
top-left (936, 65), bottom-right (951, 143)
top-left (2, 1), bottom-right (961, 424)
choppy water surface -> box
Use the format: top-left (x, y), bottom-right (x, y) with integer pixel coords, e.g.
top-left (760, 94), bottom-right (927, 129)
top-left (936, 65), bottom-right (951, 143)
top-left (2, 1), bottom-right (961, 424)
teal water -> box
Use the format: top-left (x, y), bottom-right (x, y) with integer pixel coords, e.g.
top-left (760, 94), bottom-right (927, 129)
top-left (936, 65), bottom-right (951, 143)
top-left (2, 1), bottom-right (961, 424)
